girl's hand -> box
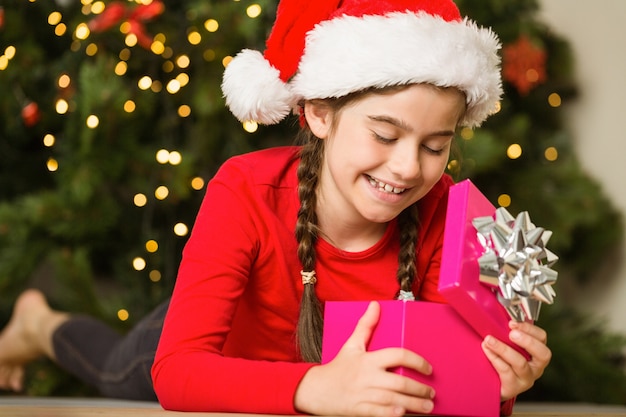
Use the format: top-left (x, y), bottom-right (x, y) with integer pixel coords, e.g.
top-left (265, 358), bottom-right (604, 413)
top-left (294, 301), bottom-right (436, 417)
top-left (481, 320), bottom-right (552, 400)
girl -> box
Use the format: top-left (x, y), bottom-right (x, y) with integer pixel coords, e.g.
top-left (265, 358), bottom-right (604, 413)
top-left (0, 0), bottom-right (551, 415)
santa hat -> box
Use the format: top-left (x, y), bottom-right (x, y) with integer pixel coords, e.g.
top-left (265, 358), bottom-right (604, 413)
top-left (222, 0), bottom-right (502, 128)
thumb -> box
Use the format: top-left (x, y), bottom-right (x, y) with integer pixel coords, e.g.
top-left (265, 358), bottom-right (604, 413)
top-left (342, 301), bottom-right (381, 352)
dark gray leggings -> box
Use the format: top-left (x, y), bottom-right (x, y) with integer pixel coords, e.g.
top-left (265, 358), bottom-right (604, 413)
top-left (51, 299), bottom-right (169, 401)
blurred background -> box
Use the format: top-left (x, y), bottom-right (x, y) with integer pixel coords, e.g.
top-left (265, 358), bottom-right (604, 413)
top-left (1, 0), bottom-right (625, 404)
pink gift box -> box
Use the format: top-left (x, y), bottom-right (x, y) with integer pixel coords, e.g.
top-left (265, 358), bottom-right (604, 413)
top-left (321, 300), bottom-right (501, 417)
top-left (320, 180), bottom-right (522, 416)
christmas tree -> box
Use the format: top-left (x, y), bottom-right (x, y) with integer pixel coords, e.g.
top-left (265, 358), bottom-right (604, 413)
top-left (0, 0), bottom-right (624, 402)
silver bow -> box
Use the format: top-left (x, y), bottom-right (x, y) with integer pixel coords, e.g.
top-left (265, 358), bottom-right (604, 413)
top-left (472, 207), bottom-right (558, 322)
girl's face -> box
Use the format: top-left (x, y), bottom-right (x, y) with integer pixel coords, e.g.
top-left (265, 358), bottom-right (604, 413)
top-left (307, 84), bottom-right (465, 231)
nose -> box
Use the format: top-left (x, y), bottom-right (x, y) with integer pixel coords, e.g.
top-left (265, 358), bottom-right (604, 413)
top-left (388, 143), bottom-right (421, 180)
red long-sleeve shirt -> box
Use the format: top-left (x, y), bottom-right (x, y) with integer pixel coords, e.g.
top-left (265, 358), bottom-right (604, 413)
top-left (152, 146), bottom-right (513, 414)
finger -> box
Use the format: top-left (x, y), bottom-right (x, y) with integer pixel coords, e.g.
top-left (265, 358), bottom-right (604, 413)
top-left (342, 301), bottom-right (381, 352)
top-left (369, 347), bottom-right (432, 376)
top-left (509, 321), bottom-right (547, 343)
top-left (483, 335), bottom-right (531, 379)
top-left (383, 372), bottom-right (435, 399)
top-left (481, 336), bottom-right (514, 375)
top-left (509, 329), bottom-right (552, 370)
top-left (357, 390), bottom-right (435, 417)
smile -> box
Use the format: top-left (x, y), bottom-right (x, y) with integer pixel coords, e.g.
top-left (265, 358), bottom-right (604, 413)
top-left (366, 175), bottom-right (406, 194)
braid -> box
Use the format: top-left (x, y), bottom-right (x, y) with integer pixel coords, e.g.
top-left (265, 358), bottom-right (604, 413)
top-left (396, 204), bottom-right (420, 298)
top-left (295, 130), bottom-right (325, 362)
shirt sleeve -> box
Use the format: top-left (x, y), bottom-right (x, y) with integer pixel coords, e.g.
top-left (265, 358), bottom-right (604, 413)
top-left (151, 160), bottom-right (315, 414)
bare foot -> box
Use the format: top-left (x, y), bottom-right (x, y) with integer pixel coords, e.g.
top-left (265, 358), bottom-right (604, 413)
top-left (0, 289), bottom-right (68, 392)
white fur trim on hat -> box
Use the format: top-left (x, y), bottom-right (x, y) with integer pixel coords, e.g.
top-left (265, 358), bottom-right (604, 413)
top-left (222, 10), bottom-right (502, 128)
top-left (291, 12), bottom-right (502, 127)
top-left (222, 49), bottom-right (295, 124)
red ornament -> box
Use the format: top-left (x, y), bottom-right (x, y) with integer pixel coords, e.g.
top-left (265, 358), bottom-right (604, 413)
top-left (87, 0), bottom-right (164, 50)
top-left (0, 7), bottom-right (5, 30)
top-left (88, 2), bottom-right (126, 32)
top-left (129, 1), bottom-right (165, 22)
top-left (502, 35), bottom-right (547, 96)
top-left (21, 101), bottom-right (41, 127)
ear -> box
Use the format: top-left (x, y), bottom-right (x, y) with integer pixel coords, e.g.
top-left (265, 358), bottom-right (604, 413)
top-left (304, 101), bottom-right (332, 139)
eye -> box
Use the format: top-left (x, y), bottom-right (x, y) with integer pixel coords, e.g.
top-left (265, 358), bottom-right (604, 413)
top-left (421, 144), bottom-right (446, 156)
top-left (372, 131), bottom-right (397, 144)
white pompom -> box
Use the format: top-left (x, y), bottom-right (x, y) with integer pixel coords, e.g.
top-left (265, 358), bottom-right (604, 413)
top-left (221, 49), bottom-right (295, 125)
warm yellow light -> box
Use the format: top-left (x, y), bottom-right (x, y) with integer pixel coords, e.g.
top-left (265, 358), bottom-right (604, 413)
top-left (156, 149), bottom-right (170, 164)
top-left (5, 46), bottom-right (16, 60)
top-left (176, 55), bottom-right (190, 69)
top-left (498, 194), bottom-right (512, 208)
top-left (246, 4), bottom-right (262, 18)
top-left (120, 21), bottom-right (131, 34)
top-left (0, 56), bottom-right (8, 71)
top-left (447, 159), bottom-right (459, 172)
top-left (155, 186), bottom-right (169, 200)
top-left (460, 127), bottom-right (474, 140)
top-left (151, 40), bottom-right (165, 55)
top-left (125, 33), bottom-right (138, 47)
top-left (243, 120), bottom-right (258, 133)
top-left (85, 43), bottom-right (98, 56)
top-left (115, 61), bottom-right (128, 75)
top-left (138, 76), bottom-right (152, 90)
top-left (168, 151), bottom-right (182, 165)
top-left (75, 23), bottom-right (90, 40)
top-left (526, 69), bottom-right (539, 82)
top-left (43, 134), bottom-right (56, 147)
top-left (166, 79), bottom-right (181, 94)
top-left (222, 56), bottom-right (233, 68)
top-left (134, 193), bottom-right (148, 207)
top-left (55, 24), bottom-right (68, 36)
top-left (47, 158), bottom-right (59, 172)
top-left (91, 1), bottom-right (105, 14)
top-left (56, 99), bottom-right (69, 114)
top-left (507, 143), bottom-right (522, 159)
top-left (151, 80), bottom-right (162, 93)
top-left (548, 93), bottom-right (562, 108)
top-left (123, 100), bottom-right (136, 113)
top-left (176, 73), bottom-right (189, 87)
top-left (149, 270), bottom-right (162, 282)
top-left (133, 257), bottom-right (146, 271)
top-left (187, 31), bottom-right (201, 45)
top-left (119, 48), bottom-right (131, 61)
top-left (204, 19), bottom-right (219, 32)
top-left (492, 101), bottom-right (502, 114)
top-left (178, 105), bottom-right (191, 118)
top-left (545, 146), bottom-right (559, 162)
top-left (191, 177), bottom-right (205, 190)
top-left (86, 115), bottom-right (100, 128)
top-left (162, 47), bottom-right (173, 59)
top-left (58, 74), bottom-right (71, 88)
top-left (48, 12), bottom-right (62, 25)
top-left (117, 309), bottom-right (130, 321)
top-left (145, 240), bottom-right (159, 253)
top-left (174, 223), bottom-right (189, 237)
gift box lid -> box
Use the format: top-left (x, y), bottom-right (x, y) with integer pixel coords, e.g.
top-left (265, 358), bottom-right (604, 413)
top-left (438, 179), bottom-right (525, 353)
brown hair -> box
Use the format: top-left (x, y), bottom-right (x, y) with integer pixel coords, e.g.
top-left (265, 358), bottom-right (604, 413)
top-left (293, 85), bottom-right (452, 362)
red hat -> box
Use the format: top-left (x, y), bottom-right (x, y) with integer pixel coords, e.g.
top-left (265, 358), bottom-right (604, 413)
top-left (222, 0), bottom-right (502, 128)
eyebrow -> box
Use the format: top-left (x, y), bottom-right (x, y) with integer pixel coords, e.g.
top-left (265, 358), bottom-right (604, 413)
top-left (367, 115), bottom-right (455, 137)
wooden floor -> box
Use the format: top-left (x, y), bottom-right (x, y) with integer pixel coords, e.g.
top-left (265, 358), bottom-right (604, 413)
top-left (1, 397), bottom-right (626, 416)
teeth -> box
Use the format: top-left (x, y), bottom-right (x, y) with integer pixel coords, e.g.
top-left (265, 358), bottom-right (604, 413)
top-left (368, 176), bottom-right (405, 194)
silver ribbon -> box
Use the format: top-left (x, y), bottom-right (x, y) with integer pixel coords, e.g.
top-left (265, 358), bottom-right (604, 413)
top-left (472, 207), bottom-right (558, 322)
